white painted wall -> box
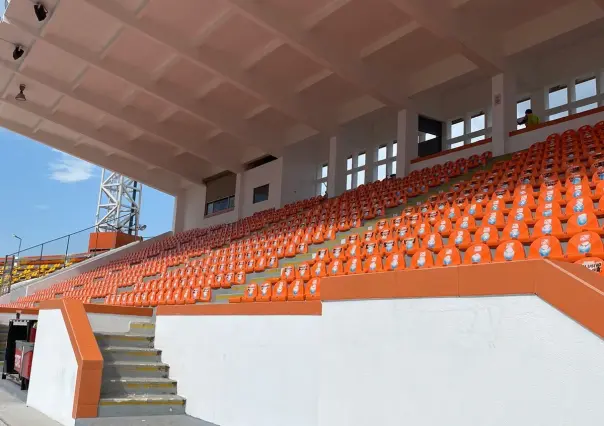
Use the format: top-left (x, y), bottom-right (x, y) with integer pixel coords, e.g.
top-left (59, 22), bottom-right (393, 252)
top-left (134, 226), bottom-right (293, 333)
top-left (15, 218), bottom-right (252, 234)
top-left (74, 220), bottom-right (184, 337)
top-left (0, 313), bottom-right (38, 324)
top-left (155, 296), bottom-right (604, 426)
top-left (319, 296), bottom-right (604, 426)
top-left (240, 158), bottom-right (283, 218)
top-left (155, 314), bottom-right (320, 426)
top-left (27, 309), bottom-right (77, 426)
top-left (281, 135), bottom-right (329, 205)
top-left (87, 313), bottom-right (153, 333)
top-left (507, 109), bottom-right (604, 153)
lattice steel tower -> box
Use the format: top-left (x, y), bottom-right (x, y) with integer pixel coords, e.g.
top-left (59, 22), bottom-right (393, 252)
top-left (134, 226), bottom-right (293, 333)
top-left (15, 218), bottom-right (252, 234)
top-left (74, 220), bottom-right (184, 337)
top-left (95, 170), bottom-right (143, 235)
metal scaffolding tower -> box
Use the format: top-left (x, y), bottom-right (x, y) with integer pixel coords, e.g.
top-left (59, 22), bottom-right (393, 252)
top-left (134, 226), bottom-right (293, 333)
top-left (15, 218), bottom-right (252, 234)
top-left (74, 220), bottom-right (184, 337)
top-left (95, 170), bottom-right (142, 235)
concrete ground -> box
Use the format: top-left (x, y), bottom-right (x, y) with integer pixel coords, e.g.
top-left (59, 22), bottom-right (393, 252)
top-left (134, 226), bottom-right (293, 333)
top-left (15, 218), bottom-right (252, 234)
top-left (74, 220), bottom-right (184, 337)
top-left (0, 380), bottom-right (216, 426)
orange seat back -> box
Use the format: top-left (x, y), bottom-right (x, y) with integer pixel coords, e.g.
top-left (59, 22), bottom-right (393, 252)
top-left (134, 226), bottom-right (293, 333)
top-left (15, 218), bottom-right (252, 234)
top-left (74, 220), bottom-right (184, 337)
top-left (256, 281), bottom-right (273, 302)
top-left (447, 229), bottom-right (472, 248)
top-left (272, 280), bottom-right (288, 301)
top-left (380, 238), bottom-right (400, 256)
top-left (296, 262), bottom-right (311, 282)
top-left (281, 265), bottom-right (296, 283)
top-left (410, 249), bottom-right (434, 269)
top-left (509, 206), bottom-right (533, 223)
top-left (288, 279), bottom-right (305, 301)
top-left (328, 259), bottom-right (345, 276)
top-left (475, 225), bottom-right (499, 245)
top-left (363, 255), bottom-right (384, 273)
top-left (310, 261), bottom-right (328, 278)
top-left (422, 233), bottom-right (444, 251)
top-left (463, 244), bottom-right (492, 264)
top-left (362, 240), bottom-right (379, 258)
top-left (242, 283), bottom-right (258, 302)
top-left (345, 243), bottom-right (361, 259)
top-left (567, 231), bottom-right (604, 256)
top-left (532, 217), bottom-right (564, 238)
top-left (494, 240), bottom-right (526, 262)
top-left (574, 257), bottom-right (604, 274)
top-left (435, 247), bottom-right (462, 266)
top-left (535, 202), bottom-right (563, 219)
top-left (434, 218), bottom-right (453, 236)
top-left (566, 197), bottom-right (595, 215)
top-left (566, 212), bottom-right (600, 234)
top-left (345, 257), bottom-right (363, 274)
top-left (384, 253), bottom-right (405, 271)
top-left (464, 203), bottom-right (484, 217)
top-left (502, 220), bottom-right (530, 241)
top-left (528, 236), bottom-right (563, 259)
top-left (305, 278), bottom-right (321, 300)
top-left (200, 286), bottom-right (212, 303)
top-left (455, 215), bottom-right (477, 231)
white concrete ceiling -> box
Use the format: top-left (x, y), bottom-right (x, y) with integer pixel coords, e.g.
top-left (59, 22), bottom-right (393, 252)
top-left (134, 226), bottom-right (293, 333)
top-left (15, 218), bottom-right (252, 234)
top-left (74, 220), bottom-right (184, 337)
top-left (0, 0), bottom-right (602, 194)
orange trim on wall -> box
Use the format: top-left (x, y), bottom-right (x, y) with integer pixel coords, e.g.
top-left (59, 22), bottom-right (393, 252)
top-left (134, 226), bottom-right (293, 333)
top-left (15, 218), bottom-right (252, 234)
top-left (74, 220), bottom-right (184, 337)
top-left (0, 307), bottom-right (39, 315)
top-left (157, 300), bottom-right (322, 316)
top-left (39, 299), bottom-right (103, 419)
top-left (319, 260), bottom-right (604, 339)
top-left (410, 138), bottom-right (492, 165)
top-left (509, 105), bottom-right (604, 137)
top-left (83, 303), bottom-right (153, 317)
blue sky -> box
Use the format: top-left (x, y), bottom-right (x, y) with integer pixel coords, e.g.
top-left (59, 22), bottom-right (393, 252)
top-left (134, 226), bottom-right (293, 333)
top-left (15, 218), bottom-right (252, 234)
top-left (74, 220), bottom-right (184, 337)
top-left (0, 129), bottom-right (174, 258)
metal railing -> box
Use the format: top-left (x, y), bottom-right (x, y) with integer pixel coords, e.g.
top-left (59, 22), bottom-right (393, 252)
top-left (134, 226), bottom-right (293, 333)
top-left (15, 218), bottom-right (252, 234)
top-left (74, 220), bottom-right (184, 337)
top-left (0, 213), bottom-right (139, 294)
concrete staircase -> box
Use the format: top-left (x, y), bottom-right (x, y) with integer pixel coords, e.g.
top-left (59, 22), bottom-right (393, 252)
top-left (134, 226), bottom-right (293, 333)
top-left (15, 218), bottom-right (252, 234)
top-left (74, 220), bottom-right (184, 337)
top-left (95, 322), bottom-right (186, 417)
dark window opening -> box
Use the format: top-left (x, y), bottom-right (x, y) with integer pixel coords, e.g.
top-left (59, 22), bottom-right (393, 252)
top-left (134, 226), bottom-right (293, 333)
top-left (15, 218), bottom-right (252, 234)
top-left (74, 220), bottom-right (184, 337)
top-left (253, 184), bottom-right (270, 204)
top-left (205, 196), bottom-right (235, 216)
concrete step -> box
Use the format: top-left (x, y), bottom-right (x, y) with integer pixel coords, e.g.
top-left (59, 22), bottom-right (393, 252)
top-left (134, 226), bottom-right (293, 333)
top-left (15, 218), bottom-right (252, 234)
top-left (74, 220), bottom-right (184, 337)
top-left (101, 377), bottom-right (177, 397)
top-left (103, 361), bottom-right (170, 379)
top-left (95, 333), bottom-right (155, 349)
top-left (214, 292), bottom-right (244, 302)
top-left (97, 395), bottom-right (186, 417)
top-left (129, 322), bottom-right (155, 336)
top-left (101, 346), bottom-right (162, 363)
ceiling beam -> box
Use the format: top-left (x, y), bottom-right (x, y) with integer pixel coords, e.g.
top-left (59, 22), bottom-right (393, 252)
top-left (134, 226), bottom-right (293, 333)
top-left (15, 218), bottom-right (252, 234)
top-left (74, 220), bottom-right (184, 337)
top-left (1, 95), bottom-right (208, 185)
top-left (4, 16), bottom-right (284, 160)
top-left (302, 0), bottom-right (352, 29)
top-left (223, 0), bottom-right (412, 108)
top-left (360, 22), bottom-right (420, 58)
top-left (386, 0), bottom-right (507, 75)
top-left (0, 57), bottom-right (243, 173)
top-left (82, 0), bottom-right (335, 134)
top-left (0, 116), bottom-right (183, 194)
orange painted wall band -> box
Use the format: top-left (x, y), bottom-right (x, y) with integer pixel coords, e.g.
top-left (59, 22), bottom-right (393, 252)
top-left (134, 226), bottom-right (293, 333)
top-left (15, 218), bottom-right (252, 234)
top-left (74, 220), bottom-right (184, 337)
top-left (0, 307), bottom-right (39, 315)
top-left (509, 105), bottom-right (604, 137)
top-left (39, 300), bottom-right (103, 419)
top-left (83, 303), bottom-right (153, 317)
top-left (157, 300), bottom-right (322, 316)
top-left (411, 138), bottom-right (492, 164)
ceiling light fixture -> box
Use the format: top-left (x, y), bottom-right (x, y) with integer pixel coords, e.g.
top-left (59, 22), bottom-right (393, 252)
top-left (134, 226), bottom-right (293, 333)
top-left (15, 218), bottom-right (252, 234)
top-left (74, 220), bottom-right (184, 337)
top-left (12, 45), bottom-right (24, 60)
top-left (15, 84), bottom-right (26, 102)
top-left (33, 3), bottom-right (48, 22)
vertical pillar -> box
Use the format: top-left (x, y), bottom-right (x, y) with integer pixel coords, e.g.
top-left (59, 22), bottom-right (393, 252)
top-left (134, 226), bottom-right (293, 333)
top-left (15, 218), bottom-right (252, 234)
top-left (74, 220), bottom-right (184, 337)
top-left (396, 108), bottom-right (418, 178)
top-left (491, 73), bottom-right (516, 156)
top-left (530, 88), bottom-right (546, 124)
top-left (234, 172), bottom-right (244, 220)
top-left (172, 193), bottom-right (185, 234)
top-left (327, 135), bottom-right (347, 197)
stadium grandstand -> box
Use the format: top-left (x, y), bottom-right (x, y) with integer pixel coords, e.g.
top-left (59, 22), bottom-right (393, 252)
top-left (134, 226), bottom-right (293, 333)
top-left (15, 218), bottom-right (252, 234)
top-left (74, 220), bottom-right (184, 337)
top-left (0, 0), bottom-right (603, 425)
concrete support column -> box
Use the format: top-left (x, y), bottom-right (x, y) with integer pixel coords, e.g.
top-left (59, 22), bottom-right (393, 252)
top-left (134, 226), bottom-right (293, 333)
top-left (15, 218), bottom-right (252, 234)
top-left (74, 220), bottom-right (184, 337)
top-left (530, 88), bottom-right (546, 123)
top-left (396, 108), bottom-right (418, 178)
top-left (491, 73), bottom-right (517, 156)
top-left (234, 172), bottom-right (244, 219)
top-left (172, 183), bottom-right (207, 233)
top-left (327, 135), bottom-right (347, 197)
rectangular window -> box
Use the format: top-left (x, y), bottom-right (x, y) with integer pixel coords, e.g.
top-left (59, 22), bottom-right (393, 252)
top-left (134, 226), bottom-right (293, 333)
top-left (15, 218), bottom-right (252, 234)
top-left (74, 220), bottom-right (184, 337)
top-left (391, 160), bottom-right (397, 176)
top-left (377, 164), bottom-right (387, 181)
top-left (318, 182), bottom-right (327, 196)
top-left (549, 111), bottom-right (569, 121)
top-left (357, 152), bottom-right (366, 168)
top-left (377, 145), bottom-right (387, 161)
top-left (471, 135), bottom-right (485, 143)
top-left (346, 174), bottom-right (352, 190)
top-left (517, 98), bottom-right (531, 130)
top-left (451, 141), bottom-right (464, 149)
top-left (346, 156), bottom-right (353, 171)
top-left (576, 103), bottom-right (598, 114)
top-left (450, 118), bottom-right (464, 138)
top-left (548, 85), bottom-right (568, 109)
top-left (575, 77), bottom-right (597, 101)
top-left (253, 184), bottom-right (270, 204)
top-left (356, 170), bottom-right (365, 187)
top-left (470, 113), bottom-right (485, 133)
top-left (392, 141), bottom-right (397, 157)
top-left (320, 164), bottom-right (328, 179)
top-left (205, 196), bottom-right (235, 216)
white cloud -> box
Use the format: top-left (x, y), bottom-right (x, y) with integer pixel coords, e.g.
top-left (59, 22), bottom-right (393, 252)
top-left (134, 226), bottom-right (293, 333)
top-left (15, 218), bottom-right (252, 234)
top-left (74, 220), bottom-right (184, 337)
top-left (49, 153), bottom-right (95, 183)
top-left (34, 204), bottom-right (49, 211)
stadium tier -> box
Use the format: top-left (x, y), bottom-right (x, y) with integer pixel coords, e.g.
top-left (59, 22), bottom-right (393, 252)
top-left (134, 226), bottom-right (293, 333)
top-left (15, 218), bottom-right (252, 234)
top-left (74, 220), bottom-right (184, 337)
top-left (3, 121), bottom-right (604, 310)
